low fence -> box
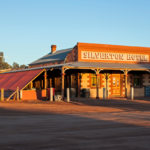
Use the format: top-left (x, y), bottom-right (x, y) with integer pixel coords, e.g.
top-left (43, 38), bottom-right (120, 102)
top-left (4, 90), bottom-right (15, 99)
top-left (0, 87), bottom-right (19, 101)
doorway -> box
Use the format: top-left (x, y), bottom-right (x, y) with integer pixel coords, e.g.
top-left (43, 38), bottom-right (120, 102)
top-left (112, 74), bottom-right (120, 96)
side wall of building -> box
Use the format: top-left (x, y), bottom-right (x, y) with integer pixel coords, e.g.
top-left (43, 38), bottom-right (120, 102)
top-left (65, 46), bottom-right (78, 63)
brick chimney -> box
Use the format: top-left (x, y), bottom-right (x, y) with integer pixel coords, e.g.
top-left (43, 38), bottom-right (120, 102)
top-left (51, 45), bottom-right (57, 53)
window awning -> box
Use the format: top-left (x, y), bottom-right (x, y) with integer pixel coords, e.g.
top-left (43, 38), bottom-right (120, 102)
top-left (0, 69), bottom-right (44, 91)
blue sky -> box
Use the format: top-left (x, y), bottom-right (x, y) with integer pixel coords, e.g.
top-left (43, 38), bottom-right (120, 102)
top-left (0, 0), bottom-right (150, 66)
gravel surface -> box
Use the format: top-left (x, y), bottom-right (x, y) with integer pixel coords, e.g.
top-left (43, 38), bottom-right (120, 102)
top-left (0, 99), bottom-right (150, 150)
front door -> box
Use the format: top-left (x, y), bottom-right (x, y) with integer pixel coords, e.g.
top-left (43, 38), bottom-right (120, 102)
top-left (112, 74), bottom-right (120, 95)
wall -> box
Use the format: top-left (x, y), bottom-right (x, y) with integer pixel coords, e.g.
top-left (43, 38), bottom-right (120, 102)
top-left (65, 46), bottom-right (78, 63)
top-left (127, 73), bottom-right (150, 97)
top-left (80, 73), bottom-right (104, 98)
top-left (143, 74), bottom-right (150, 86)
top-left (22, 90), bottom-right (46, 100)
top-left (80, 73), bottom-right (89, 89)
top-left (134, 88), bottom-right (145, 97)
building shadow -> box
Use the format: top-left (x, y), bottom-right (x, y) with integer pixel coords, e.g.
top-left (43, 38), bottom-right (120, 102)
top-left (0, 105), bottom-right (150, 150)
top-left (68, 98), bottom-right (150, 112)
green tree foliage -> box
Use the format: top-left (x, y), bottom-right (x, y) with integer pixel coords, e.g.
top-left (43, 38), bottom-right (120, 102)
top-left (0, 52), bottom-right (27, 69)
top-left (3, 62), bottom-right (11, 69)
top-left (0, 52), bottom-right (4, 69)
top-left (0, 52), bottom-right (11, 69)
top-left (20, 64), bottom-right (26, 68)
top-left (12, 62), bottom-right (19, 69)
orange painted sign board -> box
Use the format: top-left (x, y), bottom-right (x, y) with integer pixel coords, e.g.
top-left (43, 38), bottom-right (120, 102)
top-left (77, 43), bottom-right (150, 64)
top-left (81, 51), bottom-right (149, 62)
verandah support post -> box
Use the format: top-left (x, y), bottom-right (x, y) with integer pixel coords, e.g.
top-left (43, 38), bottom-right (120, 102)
top-left (50, 78), bottom-right (52, 87)
top-left (103, 73), bottom-right (110, 98)
top-left (1, 88), bottom-right (4, 101)
top-left (50, 87), bottom-right (53, 101)
top-left (44, 70), bottom-right (47, 100)
top-left (78, 73), bottom-right (81, 98)
top-left (103, 88), bottom-right (105, 100)
top-left (20, 90), bottom-right (22, 100)
top-left (16, 87), bottom-right (19, 100)
top-left (96, 69), bottom-right (99, 99)
top-left (125, 69), bottom-right (128, 98)
top-left (67, 88), bottom-right (70, 102)
top-left (131, 87), bottom-right (134, 100)
top-left (61, 67), bottom-right (65, 100)
top-left (30, 81), bottom-right (33, 89)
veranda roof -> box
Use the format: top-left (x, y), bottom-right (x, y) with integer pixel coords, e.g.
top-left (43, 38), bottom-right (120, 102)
top-left (66, 62), bottom-right (150, 70)
top-left (0, 61), bottom-right (150, 91)
top-left (0, 69), bottom-right (44, 91)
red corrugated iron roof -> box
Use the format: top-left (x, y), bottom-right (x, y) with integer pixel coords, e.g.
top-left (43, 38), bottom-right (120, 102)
top-left (0, 69), bottom-right (44, 91)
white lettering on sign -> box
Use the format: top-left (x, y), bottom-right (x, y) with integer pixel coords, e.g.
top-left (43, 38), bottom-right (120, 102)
top-left (81, 51), bottom-right (149, 62)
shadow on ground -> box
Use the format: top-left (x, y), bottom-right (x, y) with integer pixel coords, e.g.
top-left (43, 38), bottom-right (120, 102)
top-left (0, 102), bottom-right (150, 150)
top-left (68, 98), bottom-right (150, 112)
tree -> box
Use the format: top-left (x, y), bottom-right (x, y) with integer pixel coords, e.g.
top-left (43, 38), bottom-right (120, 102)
top-left (12, 62), bottom-right (19, 69)
top-left (2, 62), bottom-right (11, 69)
top-left (0, 52), bottom-right (27, 69)
top-left (20, 64), bottom-right (26, 68)
top-left (0, 52), bottom-right (11, 69)
top-left (0, 52), bottom-right (5, 69)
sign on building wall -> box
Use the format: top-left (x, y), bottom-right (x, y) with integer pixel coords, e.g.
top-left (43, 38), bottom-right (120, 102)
top-left (81, 51), bottom-right (149, 62)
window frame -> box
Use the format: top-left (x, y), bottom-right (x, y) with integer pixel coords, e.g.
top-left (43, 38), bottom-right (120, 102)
top-left (90, 73), bottom-right (101, 88)
top-left (132, 73), bottom-right (141, 88)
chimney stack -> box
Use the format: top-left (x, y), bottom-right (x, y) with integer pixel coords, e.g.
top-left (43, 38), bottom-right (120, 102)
top-left (51, 45), bottom-right (57, 53)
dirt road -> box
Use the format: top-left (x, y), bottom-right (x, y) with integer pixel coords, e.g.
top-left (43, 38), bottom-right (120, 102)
top-left (0, 99), bottom-right (150, 150)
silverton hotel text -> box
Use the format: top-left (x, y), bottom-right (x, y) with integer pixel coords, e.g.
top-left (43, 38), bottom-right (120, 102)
top-left (82, 51), bottom-right (149, 62)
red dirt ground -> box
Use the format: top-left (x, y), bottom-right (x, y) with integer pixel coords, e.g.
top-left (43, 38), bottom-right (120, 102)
top-left (0, 98), bottom-right (150, 150)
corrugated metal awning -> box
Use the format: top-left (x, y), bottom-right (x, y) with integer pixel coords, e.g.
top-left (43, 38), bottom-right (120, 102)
top-left (0, 69), bottom-right (44, 90)
top-left (66, 62), bottom-right (150, 70)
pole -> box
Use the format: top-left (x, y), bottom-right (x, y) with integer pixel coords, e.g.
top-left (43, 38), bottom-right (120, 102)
top-left (50, 88), bottom-right (53, 101)
top-left (78, 73), bottom-right (80, 98)
top-left (1, 88), bottom-right (4, 101)
top-left (96, 69), bottom-right (99, 99)
top-left (16, 87), bottom-right (19, 100)
top-left (44, 70), bottom-right (47, 100)
top-left (106, 74), bottom-right (108, 98)
top-left (20, 90), bottom-right (22, 100)
top-left (30, 81), bottom-right (33, 89)
top-left (125, 69), bottom-right (128, 98)
top-left (61, 67), bottom-right (65, 100)
top-left (131, 87), bottom-right (134, 100)
top-left (67, 88), bottom-right (70, 102)
top-left (103, 88), bottom-right (105, 100)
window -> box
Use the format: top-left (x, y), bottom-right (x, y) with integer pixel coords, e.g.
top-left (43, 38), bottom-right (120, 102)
top-left (133, 73), bottom-right (140, 87)
top-left (91, 73), bottom-right (100, 87)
